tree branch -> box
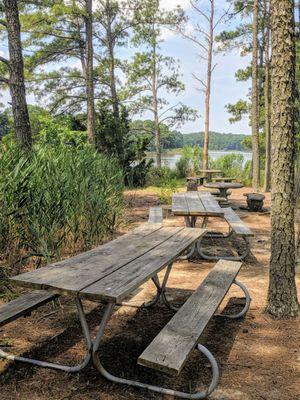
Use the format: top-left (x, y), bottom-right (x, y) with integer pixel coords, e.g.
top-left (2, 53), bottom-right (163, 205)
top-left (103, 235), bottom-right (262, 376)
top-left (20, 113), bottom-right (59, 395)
top-left (0, 56), bottom-right (10, 69)
top-left (190, 0), bottom-right (210, 22)
top-left (0, 75), bottom-right (9, 85)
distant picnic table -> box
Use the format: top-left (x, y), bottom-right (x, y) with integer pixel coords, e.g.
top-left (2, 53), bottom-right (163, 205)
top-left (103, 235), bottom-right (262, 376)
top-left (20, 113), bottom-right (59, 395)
top-left (198, 169), bottom-right (222, 182)
top-left (172, 191), bottom-right (253, 260)
top-left (204, 182), bottom-right (244, 199)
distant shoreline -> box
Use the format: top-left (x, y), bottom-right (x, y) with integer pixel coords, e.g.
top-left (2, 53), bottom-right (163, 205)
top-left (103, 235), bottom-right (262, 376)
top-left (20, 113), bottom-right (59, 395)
top-left (146, 148), bottom-right (252, 156)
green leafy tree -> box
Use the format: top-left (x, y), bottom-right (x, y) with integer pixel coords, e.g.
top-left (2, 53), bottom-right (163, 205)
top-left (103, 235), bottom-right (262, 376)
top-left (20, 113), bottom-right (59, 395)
top-left (95, 104), bottom-right (152, 186)
top-left (130, 119), bottom-right (183, 151)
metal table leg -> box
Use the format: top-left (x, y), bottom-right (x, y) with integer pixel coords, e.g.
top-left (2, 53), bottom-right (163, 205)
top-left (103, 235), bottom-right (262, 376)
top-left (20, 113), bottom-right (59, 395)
top-left (118, 264), bottom-right (179, 311)
top-left (0, 297), bottom-right (92, 372)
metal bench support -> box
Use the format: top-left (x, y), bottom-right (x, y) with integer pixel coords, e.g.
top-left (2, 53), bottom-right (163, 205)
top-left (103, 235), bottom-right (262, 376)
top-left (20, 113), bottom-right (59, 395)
top-left (217, 279), bottom-right (251, 319)
top-left (0, 297), bottom-right (92, 372)
top-left (92, 302), bottom-right (220, 400)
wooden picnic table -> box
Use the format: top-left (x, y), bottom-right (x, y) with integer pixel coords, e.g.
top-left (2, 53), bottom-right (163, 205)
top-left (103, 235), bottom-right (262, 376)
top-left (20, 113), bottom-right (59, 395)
top-left (204, 182), bottom-right (244, 199)
top-left (172, 191), bottom-right (253, 261)
top-left (198, 169), bottom-right (222, 182)
top-left (8, 224), bottom-right (206, 373)
top-left (1, 222), bottom-right (252, 398)
top-left (172, 192), bottom-right (224, 260)
top-left (172, 191), bottom-right (224, 226)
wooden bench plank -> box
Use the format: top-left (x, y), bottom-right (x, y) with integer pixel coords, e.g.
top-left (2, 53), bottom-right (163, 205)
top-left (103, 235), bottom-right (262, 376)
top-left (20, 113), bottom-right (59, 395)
top-left (10, 226), bottom-right (182, 296)
top-left (0, 290), bottom-right (57, 327)
top-left (224, 208), bottom-right (253, 236)
top-left (138, 260), bottom-right (242, 375)
top-left (81, 228), bottom-right (206, 302)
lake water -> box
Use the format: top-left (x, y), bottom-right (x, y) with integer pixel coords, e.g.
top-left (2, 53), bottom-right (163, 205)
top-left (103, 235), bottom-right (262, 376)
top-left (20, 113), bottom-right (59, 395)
top-left (146, 150), bottom-right (252, 169)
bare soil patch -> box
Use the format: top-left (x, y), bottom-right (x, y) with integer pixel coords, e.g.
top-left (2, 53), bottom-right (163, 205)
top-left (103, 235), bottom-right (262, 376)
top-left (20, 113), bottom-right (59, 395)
top-left (0, 187), bottom-right (299, 400)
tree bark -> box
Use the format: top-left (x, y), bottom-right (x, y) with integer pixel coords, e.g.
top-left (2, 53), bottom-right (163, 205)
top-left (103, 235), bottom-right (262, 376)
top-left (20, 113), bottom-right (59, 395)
top-left (266, 0), bottom-right (299, 318)
top-left (106, 0), bottom-right (119, 118)
top-left (263, 2), bottom-right (271, 193)
top-left (202, 0), bottom-right (214, 171)
top-left (152, 40), bottom-right (161, 168)
top-left (251, 0), bottom-right (260, 192)
top-left (85, 0), bottom-right (96, 144)
top-left (4, 0), bottom-right (32, 149)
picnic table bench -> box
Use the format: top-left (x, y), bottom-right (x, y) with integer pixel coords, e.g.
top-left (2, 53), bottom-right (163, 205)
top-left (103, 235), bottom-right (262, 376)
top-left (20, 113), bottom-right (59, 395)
top-left (0, 290), bottom-right (58, 327)
top-left (197, 207), bottom-right (254, 261)
top-left (0, 220), bottom-right (251, 399)
top-left (139, 260), bottom-right (250, 377)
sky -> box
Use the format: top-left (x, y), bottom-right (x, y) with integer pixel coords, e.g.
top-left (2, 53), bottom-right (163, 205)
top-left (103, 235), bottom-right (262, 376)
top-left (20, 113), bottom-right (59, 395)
top-left (0, 0), bottom-right (252, 136)
top-left (158, 0), bottom-right (252, 135)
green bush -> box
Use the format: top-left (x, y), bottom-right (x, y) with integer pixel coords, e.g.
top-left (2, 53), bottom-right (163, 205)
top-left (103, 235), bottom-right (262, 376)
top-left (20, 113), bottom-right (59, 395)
top-left (0, 144), bottom-right (124, 266)
top-left (175, 145), bottom-right (203, 178)
top-left (211, 153), bottom-right (245, 181)
top-left (175, 156), bottom-right (189, 178)
top-left (146, 166), bottom-right (177, 187)
top-left (158, 178), bottom-right (179, 205)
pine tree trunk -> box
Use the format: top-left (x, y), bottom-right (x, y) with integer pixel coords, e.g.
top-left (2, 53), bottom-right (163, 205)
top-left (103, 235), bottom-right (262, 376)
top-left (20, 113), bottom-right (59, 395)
top-left (266, 0), bottom-right (299, 318)
top-left (4, 0), bottom-right (32, 149)
top-left (85, 0), bottom-right (96, 144)
top-left (251, 0), bottom-right (260, 192)
top-left (152, 41), bottom-right (161, 168)
top-left (202, 0), bottom-right (214, 171)
top-left (106, 0), bottom-right (119, 118)
top-left (263, 5), bottom-right (271, 193)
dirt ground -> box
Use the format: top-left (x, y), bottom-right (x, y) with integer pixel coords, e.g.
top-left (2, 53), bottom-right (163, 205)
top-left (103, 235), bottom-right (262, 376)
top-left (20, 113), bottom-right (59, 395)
top-left (0, 187), bottom-right (299, 400)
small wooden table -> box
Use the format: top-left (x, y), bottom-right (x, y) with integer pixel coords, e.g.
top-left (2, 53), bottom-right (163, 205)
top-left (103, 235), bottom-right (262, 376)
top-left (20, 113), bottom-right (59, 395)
top-left (6, 224), bottom-right (205, 375)
top-left (204, 182), bottom-right (244, 199)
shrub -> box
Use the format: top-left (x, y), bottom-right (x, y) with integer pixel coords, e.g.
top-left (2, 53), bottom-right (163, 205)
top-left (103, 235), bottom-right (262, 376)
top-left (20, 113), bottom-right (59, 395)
top-left (0, 144), bottom-right (124, 267)
top-left (175, 156), bottom-right (189, 178)
top-left (175, 145), bottom-right (203, 178)
top-left (211, 153), bottom-right (245, 181)
top-left (146, 166), bottom-right (177, 187)
top-left (158, 178), bottom-right (179, 205)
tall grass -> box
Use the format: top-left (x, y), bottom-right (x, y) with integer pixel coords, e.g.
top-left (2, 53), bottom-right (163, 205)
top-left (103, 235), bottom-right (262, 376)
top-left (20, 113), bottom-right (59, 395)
top-left (0, 144), bottom-right (124, 268)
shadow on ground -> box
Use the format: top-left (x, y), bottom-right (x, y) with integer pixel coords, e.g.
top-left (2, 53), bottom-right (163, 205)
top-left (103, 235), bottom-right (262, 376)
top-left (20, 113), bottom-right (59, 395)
top-left (0, 292), bottom-right (246, 399)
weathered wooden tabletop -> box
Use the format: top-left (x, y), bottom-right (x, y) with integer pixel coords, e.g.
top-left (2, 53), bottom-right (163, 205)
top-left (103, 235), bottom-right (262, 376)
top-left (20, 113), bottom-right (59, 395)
top-left (10, 225), bottom-right (206, 303)
top-left (204, 182), bottom-right (244, 189)
top-left (172, 191), bottom-right (224, 217)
